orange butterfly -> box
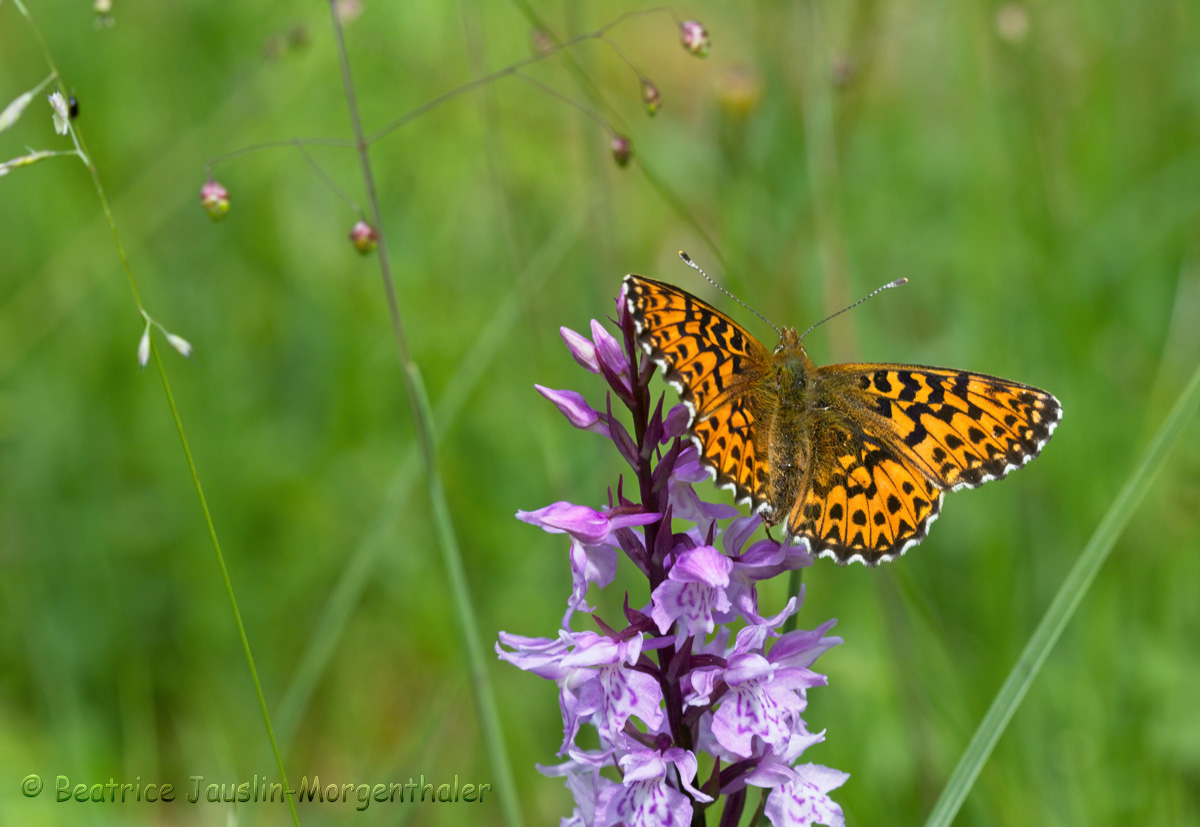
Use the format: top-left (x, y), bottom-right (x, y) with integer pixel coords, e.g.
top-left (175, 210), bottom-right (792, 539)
top-left (624, 273), bottom-right (1062, 566)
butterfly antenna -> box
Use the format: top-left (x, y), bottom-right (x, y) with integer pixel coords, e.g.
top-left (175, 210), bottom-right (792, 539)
top-left (677, 251), bottom-right (781, 337)
top-left (798, 278), bottom-right (908, 343)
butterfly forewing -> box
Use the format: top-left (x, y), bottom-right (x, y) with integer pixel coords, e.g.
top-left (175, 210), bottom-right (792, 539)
top-left (818, 364), bottom-right (1062, 491)
top-left (624, 275), bottom-right (774, 511)
top-left (624, 276), bottom-right (771, 413)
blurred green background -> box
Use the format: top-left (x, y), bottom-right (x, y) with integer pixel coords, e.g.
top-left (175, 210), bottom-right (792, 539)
top-left (2, 1), bottom-right (1198, 825)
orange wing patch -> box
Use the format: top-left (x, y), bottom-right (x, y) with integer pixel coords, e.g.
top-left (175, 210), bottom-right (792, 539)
top-left (824, 365), bottom-right (1062, 492)
top-left (691, 396), bottom-right (771, 511)
top-left (787, 430), bottom-right (943, 564)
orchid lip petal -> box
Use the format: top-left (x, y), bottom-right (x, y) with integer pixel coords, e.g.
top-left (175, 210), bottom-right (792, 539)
top-left (670, 545), bottom-right (733, 586)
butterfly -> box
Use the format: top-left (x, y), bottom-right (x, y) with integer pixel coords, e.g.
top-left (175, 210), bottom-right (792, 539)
top-left (623, 273), bottom-right (1062, 566)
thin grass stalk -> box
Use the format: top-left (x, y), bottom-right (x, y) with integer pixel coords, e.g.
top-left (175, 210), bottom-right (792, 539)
top-left (147, 348), bottom-right (301, 827)
top-left (326, 4), bottom-right (520, 825)
top-left (0, 49), bottom-right (335, 381)
top-left (10, 4), bottom-right (302, 824)
top-left (925, 359), bottom-right (1200, 826)
top-left (273, 210), bottom-right (588, 751)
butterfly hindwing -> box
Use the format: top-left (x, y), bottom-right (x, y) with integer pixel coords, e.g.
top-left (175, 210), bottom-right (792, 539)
top-left (786, 423), bottom-right (944, 564)
top-left (690, 395), bottom-right (772, 512)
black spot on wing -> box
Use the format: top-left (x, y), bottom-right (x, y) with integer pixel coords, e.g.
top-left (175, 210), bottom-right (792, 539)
top-left (897, 371), bottom-right (921, 402)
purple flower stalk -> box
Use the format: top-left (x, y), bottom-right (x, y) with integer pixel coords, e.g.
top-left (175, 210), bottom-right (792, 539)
top-left (497, 287), bottom-right (847, 826)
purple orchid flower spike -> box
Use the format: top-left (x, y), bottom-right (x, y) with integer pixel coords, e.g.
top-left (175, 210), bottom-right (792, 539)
top-left (498, 285), bottom-right (848, 826)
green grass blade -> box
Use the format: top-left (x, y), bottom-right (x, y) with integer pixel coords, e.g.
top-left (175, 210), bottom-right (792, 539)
top-left (925, 359), bottom-right (1200, 827)
top-left (408, 359), bottom-right (522, 826)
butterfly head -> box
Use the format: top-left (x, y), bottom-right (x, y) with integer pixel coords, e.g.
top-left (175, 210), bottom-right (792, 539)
top-left (773, 326), bottom-right (803, 355)
top-left (771, 327), bottom-right (818, 391)
top-left (773, 327), bottom-right (813, 364)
